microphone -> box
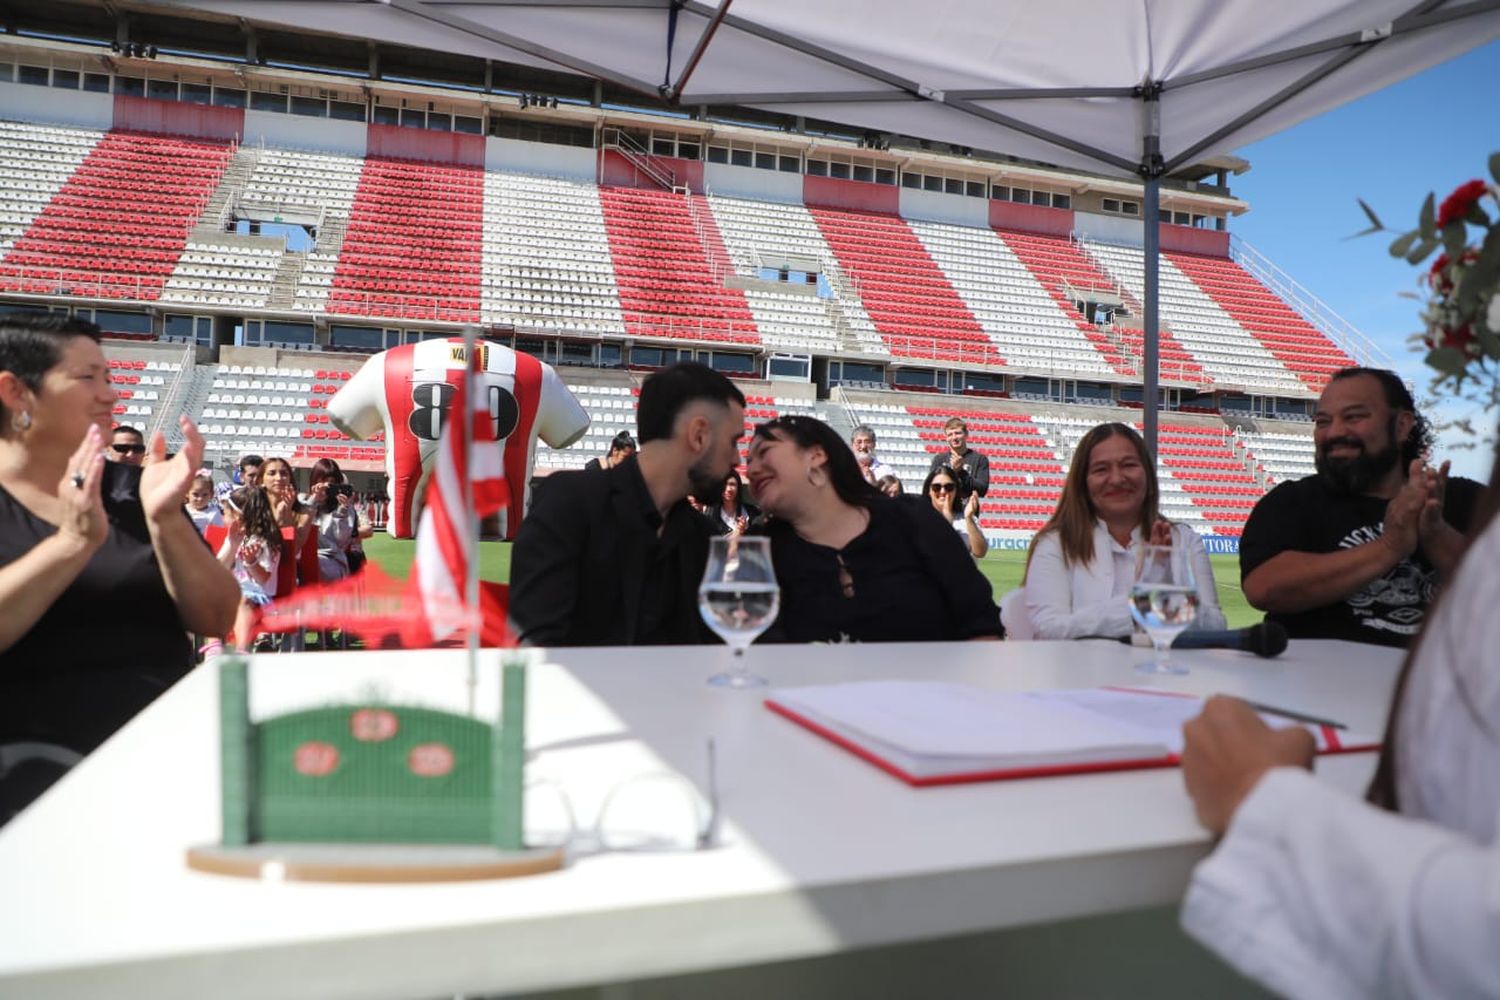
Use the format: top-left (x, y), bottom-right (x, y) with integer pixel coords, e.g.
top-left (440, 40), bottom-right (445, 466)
top-left (1170, 621), bottom-right (1289, 658)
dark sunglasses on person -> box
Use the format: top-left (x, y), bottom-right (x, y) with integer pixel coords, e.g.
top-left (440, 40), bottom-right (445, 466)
top-left (111, 443), bottom-right (146, 455)
top-left (930, 482), bottom-right (956, 494)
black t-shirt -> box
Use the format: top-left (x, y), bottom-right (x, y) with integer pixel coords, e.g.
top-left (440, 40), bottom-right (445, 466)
top-left (0, 463), bottom-right (193, 752)
top-left (1239, 473), bottom-right (1483, 647)
top-left (761, 496), bottom-right (1003, 643)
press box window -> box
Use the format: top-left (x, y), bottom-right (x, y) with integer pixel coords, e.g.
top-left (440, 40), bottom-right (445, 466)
top-left (116, 76), bottom-right (145, 97)
top-left (779, 155), bottom-right (800, 173)
top-left (213, 87), bottom-right (247, 108)
top-left (1052, 193), bottom-right (1071, 209)
top-left (830, 162), bottom-right (851, 180)
top-left (901, 172), bottom-right (921, 189)
top-left (707, 145), bottom-right (729, 164)
top-left (426, 113), bottom-right (452, 132)
top-left (677, 142), bottom-right (699, 159)
top-left (51, 70), bottom-right (80, 90)
top-left (756, 152), bottom-right (776, 171)
top-left (923, 175), bottom-right (941, 192)
top-left (1121, 201), bottom-right (1140, 216)
top-left (730, 148), bottom-right (752, 167)
top-left (330, 100), bottom-right (366, 122)
top-left (17, 65), bottom-right (47, 86)
top-left (807, 159), bottom-right (827, 177)
top-left (966, 181), bottom-right (986, 198)
top-left (876, 168), bottom-right (897, 186)
top-left (250, 92), bottom-right (287, 113)
top-left (182, 83), bottom-right (212, 105)
top-left (453, 115), bottom-right (482, 134)
top-left (147, 80), bottom-right (178, 101)
top-left (291, 96), bottom-right (327, 117)
top-left (372, 105), bottom-right (398, 126)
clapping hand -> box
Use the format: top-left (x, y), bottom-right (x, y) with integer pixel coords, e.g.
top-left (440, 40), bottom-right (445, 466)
top-left (1416, 459), bottom-right (1450, 539)
top-left (963, 492), bottom-right (980, 521)
top-left (1381, 459), bottom-right (1431, 558)
top-left (734, 513), bottom-right (750, 534)
top-left (140, 415), bottom-right (204, 526)
top-left (56, 424), bottom-right (108, 552)
top-left (1148, 518), bottom-right (1173, 546)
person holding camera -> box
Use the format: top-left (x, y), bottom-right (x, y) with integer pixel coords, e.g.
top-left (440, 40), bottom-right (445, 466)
top-left (305, 457), bottom-right (371, 582)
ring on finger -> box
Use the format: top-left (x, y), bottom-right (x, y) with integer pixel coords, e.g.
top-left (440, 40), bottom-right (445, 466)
top-left (70, 471), bottom-right (85, 489)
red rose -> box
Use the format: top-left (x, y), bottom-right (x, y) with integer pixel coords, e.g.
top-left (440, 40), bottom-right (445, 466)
top-left (1436, 179), bottom-right (1489, 228)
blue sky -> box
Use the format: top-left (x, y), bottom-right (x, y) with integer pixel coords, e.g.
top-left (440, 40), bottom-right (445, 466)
top-left (1228, 37), bottom-right (1500, 480)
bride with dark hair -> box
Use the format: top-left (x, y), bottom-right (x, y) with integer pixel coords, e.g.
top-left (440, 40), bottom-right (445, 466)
top-left (745, 415), bottom-right (1001, 643)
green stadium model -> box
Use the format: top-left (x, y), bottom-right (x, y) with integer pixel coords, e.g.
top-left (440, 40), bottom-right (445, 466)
top-left (189, 655), bottom-right (560, 882)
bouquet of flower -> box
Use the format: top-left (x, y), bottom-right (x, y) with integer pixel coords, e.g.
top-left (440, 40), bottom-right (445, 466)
top-left (1360, 156), bottom-right (1500, 403)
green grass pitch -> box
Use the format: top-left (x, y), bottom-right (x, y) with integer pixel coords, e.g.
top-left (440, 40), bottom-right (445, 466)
top-left (363, 538), bottom-right (1260, 631)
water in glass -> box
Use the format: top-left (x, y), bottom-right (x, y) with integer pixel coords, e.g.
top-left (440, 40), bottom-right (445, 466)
top-left (699, 535), bottom-right (778, 688)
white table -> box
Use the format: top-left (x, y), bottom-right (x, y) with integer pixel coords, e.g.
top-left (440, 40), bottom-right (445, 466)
top-left (0, 639), bottom-right (1400, 999)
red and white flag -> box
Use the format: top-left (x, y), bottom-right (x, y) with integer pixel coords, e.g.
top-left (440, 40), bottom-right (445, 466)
top-left (407, 345), bottom-right (511, 645)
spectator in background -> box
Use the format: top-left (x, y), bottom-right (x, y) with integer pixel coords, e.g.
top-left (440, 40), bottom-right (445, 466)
top-left (922, 464), bottom-right (987, 559)
top-left (877, 474), bottom-right (904, 498)
top-left (108, 425), bottom-right (146, 467)
top-left (184, 473), bottom-right (222, 536)
top-left (0, 315), bottom-right (237, 821)
top-left (215, 485), bottom-right (280, 650)
top-left (928, 416), bottom-right (989, 503)
top-left (585, 431), bottom-right (637, 472)
top-left (304, 457), bottom-right (371, 582)
top-left (1239, 367), bottom-right (1479, 647)
top-left (510, 362), bottom-right (746, 646)
top-left (747, 416), bottom-right (1001, 643)
top-left (702, 469), bottom-right (759, 537)
top-left (1019, 422), bottom-right (1223, 640)
top-left (236, 453), bottom-right (263, 488)
top-left (850, 425), bottom-right (895, 484)
top-left (260, 456), bottom-right (313, 555)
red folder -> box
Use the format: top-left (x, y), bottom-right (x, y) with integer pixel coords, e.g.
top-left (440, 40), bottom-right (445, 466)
top-left (764, 686), bottom-right (1378, 789)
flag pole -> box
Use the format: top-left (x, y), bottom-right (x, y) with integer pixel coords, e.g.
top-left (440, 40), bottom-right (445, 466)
top-left (462, 324), bottom-right (480, 716)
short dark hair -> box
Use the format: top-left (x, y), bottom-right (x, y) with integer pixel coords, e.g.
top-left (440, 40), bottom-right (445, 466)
top-left (0, 313), bottom-right (103, 422)
top-left (1328, 367), bottom-right (1433, 467)
top-left (752, 415), bottom-right (880, 509)
top-left (112, 424), bottom-right (143, 440)
top-left (608, 430), bottom-right (637, 454)
top-left (635, 362), bottom-right (745, 444)
top-left (238, 453), bottom-right (264, 470)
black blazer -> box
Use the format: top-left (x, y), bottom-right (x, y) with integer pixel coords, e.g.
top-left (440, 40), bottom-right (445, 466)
top-left (510, 459), bottom-right (713, 646)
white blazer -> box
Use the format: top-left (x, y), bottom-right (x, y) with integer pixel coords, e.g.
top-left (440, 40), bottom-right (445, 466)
top-left (1022, 520), bottom-right (1226, 640)
top-left (1182, 512), bottom-right (1500, 999)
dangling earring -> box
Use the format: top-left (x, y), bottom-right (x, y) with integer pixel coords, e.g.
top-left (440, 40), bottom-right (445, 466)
top-left (11, 410), bottom-right (31, 432)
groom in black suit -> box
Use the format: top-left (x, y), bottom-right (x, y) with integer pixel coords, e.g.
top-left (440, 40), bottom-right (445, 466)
top-left (509, 363), bottom-right (746, 646)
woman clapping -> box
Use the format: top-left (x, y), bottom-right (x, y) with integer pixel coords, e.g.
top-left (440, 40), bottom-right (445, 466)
top-left (0, 315), bottom-right (238, 820)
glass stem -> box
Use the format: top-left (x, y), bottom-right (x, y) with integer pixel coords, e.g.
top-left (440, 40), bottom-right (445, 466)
top-left (1154, 637), bottom-right (1170, 669)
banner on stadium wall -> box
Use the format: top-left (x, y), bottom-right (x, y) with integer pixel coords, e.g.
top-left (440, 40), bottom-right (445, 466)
top-left (987, 533), bottom-right (1239, 555)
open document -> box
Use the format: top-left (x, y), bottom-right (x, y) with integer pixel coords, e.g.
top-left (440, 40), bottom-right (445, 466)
top-left (766, 682), bottom-right (1377, 787)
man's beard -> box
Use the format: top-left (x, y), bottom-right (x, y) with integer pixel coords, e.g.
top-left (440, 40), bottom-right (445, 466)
top-left (1316, 419), bottom-right (1401, 496)
top-left (688, 451), bottom-right (728, 504)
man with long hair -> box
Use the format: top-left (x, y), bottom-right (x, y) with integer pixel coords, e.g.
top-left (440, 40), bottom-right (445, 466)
top-left (1239, 367), bottom-right (1481, 646)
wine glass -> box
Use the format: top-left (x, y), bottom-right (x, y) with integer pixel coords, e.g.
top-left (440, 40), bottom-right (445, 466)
top-left (1129, 543), bottom-right (1198, 675)
top-left (699, 535), bottom-right (779, 688)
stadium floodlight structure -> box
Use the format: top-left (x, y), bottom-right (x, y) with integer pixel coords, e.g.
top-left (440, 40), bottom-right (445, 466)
top-left (161, 0), bottom-right (1500, 451)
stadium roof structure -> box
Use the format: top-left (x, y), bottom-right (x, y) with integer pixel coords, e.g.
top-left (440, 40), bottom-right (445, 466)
top-left (158, 0), bottom-right (1500, 449)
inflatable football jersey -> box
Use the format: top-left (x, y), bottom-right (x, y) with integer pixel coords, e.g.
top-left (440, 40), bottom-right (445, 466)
top-left (328, 338), bottom-right (589, 538)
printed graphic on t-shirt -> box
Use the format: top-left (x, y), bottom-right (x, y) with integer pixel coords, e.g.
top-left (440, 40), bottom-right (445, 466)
top-left (1339, 522), bottom-right (1435, 636)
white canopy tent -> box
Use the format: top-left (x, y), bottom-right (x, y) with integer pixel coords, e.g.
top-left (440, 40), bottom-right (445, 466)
top-left (163, 0), bottom-right (1500, 448)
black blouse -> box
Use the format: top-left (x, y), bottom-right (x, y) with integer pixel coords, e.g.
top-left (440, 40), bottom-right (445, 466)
top-left (762, 496), bottom-right (1003, 643)
top-left (0, 463), bottom-right (193, 753)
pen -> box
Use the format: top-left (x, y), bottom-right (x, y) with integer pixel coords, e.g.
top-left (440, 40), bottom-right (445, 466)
top-left (1241, 699), bottom-right (1347, 731)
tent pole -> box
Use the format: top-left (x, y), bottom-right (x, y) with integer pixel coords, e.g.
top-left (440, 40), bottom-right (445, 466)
top-left (1143, 174), bottom-right (1159, 459)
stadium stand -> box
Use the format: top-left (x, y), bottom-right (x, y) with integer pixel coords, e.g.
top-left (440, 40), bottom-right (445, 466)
top-left (809, 206), bottom-right (998, 364)
top-left (481, 171), bottom-right (626, 336)
top-left (327, 157), bottom-right (485, 323)
top-left (598, 185), bottom-right (760, 345)
top-left (1079, 239), bottom-right (1309, 395)
top-left (0, 120), bottom-right (101, 259)
top-left (1167, 251), bottom-right (1357, 391)
top-left (0, 129), bottom-right (232, 299)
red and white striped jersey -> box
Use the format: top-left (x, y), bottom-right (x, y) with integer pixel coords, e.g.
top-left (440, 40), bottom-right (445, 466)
top-left (327, 338), bottom-right (589, 539)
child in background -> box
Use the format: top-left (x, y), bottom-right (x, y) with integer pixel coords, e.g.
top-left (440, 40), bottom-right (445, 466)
top-left (215, 486), bottom-right (282, 650)
top-left (184, 474), bottom-right (223, 536)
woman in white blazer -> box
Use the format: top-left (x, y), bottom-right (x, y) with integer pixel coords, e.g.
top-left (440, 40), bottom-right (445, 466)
top-left (1019, 422), bottom-right (1225, 640)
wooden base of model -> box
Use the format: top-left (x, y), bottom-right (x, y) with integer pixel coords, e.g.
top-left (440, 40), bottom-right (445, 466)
top-left (186, 842), bottom-right (566, 883)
